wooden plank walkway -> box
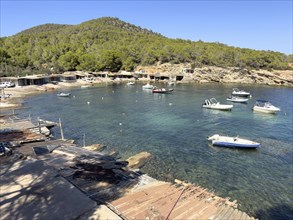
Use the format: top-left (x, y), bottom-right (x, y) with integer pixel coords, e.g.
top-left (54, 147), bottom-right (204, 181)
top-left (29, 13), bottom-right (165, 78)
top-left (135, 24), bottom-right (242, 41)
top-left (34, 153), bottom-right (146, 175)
top-left (33, 145), bottom-right (257, 220)
top-left (1, 117), bottom-right (257, 220)
top-left (111, 182), bottom-right (256, 220)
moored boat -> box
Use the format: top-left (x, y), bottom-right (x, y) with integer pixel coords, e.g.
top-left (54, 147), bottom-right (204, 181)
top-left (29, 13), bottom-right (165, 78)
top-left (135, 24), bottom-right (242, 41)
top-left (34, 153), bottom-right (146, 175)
top-left (232, 88), bottom-right (251, 97)
top-left (152, 88), bottom-right (174, 94)
top-left (208, 134), bottom-right (260, 148)
top-left (202, 98), bottom-right (233, 110)
top-left (142, 83), bottom-right (154, 89)
top-left (253, 100), bottom-right (280, 114)
top-left (226, 96), bottom-right (248, 103)
top-left (57, 92), bottom-right (71, 97)
top-left (127, 81), bottom-right (135, 86)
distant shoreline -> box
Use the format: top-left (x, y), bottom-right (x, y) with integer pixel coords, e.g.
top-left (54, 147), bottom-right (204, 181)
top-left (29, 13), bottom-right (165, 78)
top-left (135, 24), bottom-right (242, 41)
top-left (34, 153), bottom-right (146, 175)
top-left (1, 65), bottom-right (292, 109)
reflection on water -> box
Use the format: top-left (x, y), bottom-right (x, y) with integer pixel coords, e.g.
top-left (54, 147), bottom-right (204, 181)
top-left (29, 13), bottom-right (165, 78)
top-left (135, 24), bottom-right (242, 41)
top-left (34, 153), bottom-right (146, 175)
top-left (17, 83), bottom-right (293, 220)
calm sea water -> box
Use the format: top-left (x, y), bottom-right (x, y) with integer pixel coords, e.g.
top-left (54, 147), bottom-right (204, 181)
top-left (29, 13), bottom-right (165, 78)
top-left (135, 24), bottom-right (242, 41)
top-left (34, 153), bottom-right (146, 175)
top-left (17, 82), bottom-right (293, 219)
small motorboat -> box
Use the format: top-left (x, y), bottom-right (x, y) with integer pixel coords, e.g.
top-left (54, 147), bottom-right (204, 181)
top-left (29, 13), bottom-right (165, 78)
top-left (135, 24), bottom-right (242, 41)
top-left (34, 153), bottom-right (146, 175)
top-left (226, 96), bottom-right (248, 103)
top-left (152, 88), bottom-right (174, 94)
top-left (208, 134), bottom-right (260, 148)
top-left (168, 81), bottom-right (175, 86)
top-left (202, 98), bottom-right (233, 111)
top-left (81, 85), bottom-right (91, 88)
top-left (57, 92), bottom-right (71, 97)
top-left (232, 88), bottom-right (251, 97)
top-left (253, 100), bottom-right (280, 114)
top-left (142, 83), bottom-right (154, 89)
top-left (127, 81), bottom-right (135, 86)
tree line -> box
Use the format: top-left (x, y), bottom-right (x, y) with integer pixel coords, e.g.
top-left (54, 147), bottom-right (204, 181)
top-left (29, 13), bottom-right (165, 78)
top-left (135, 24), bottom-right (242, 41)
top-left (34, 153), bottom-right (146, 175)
top-left (0, 17), bottom-right (292, 77)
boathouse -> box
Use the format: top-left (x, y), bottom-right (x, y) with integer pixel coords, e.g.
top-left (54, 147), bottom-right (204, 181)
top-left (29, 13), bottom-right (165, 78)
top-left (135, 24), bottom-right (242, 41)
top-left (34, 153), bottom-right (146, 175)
top-left (61, 73), bottom-right (77, 82)
top-left (182, 68), bottom-right (194, 74)
top-left (133, 71), bottom-right (148, 79)
top-left (150, 72), bottom-right (170, 81)
top-left (92, 71), bottom-right (107, 78)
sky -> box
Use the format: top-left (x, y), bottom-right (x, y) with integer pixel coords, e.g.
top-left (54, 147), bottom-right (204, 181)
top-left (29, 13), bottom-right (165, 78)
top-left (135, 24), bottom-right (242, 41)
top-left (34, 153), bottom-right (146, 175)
top-left (0, 0), bottom-right (292, 54)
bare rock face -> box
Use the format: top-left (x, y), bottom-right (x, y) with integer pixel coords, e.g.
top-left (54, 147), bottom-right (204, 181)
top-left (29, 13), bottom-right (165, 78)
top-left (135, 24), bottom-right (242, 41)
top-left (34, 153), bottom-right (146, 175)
top-left (189, 66), bottom-right (293, 86)
top-left (127, 151), bottom-right (152, 169)
top-left (135, 63), bottom-right (293, 87)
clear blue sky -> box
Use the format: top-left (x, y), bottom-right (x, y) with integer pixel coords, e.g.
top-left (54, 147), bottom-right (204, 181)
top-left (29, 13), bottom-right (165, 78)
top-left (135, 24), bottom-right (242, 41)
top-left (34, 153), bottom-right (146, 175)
top-left (1, 0), bottom-right (292, 54)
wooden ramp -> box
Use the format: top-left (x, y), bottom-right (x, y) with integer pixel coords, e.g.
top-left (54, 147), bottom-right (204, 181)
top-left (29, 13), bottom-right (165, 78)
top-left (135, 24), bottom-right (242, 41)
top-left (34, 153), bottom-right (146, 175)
top-left (111, 182), bottom-right (256, 220)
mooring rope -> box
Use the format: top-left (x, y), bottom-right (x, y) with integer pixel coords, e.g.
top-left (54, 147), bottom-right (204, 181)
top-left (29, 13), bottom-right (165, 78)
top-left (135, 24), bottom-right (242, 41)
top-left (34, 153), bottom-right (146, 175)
top-left (165, 186), bottom-right (187, 220)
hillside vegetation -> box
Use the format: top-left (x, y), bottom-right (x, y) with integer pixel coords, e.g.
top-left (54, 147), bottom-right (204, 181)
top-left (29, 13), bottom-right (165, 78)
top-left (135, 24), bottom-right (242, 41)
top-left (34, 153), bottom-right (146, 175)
top-left (0, 17), bottom-right (292, 77)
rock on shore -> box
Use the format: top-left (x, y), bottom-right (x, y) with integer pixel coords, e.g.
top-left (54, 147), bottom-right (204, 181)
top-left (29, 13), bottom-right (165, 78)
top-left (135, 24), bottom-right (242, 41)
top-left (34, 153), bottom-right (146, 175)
top-left (127, 151), bottom-right (152, 169)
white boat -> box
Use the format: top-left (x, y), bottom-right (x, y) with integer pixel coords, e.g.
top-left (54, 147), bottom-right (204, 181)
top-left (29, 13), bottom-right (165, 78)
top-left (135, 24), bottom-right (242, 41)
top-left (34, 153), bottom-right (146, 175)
top-left (127, 81), bottom-right (135, 85)
top-left (202, 98), bottom-right (233, 111)
top-left (142, 83), bottom-right (154, 89)
top-left (152, 88), bottom-right (174, 94)
top-left (253, 100), bottom-right (280, 114)
top-left (232, 88), bottom-right (251, 97)
top-left (57, 92), bottom-right (71, 97)
top-left (208, 134), bottom-right (260, 148)
top-left (81, 85), bottom-right (91, 88)
top-left (82, 77), bottom-right (94, 83)
top-left (226, 96), bottom-right (248, 103)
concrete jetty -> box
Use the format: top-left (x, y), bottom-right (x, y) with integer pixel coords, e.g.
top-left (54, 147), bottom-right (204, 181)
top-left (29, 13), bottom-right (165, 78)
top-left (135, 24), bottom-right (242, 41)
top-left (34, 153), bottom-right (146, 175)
top-left (0, 117), bottom-right (257, 219)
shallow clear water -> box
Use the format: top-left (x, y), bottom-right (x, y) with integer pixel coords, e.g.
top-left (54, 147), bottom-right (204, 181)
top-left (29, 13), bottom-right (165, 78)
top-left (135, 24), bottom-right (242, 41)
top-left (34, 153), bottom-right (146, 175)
top-left (17, 82), bottom-right (293, 219)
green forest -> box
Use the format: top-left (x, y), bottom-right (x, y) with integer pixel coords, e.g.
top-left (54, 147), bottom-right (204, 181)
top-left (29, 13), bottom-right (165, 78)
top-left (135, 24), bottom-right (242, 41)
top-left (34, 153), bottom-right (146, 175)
top-left (0, 17), bottom-right (292, 77)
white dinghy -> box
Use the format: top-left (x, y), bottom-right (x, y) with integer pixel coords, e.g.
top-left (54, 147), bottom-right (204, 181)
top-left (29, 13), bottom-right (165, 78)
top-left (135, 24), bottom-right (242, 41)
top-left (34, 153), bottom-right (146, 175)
top-left (226, 96), bottom-right (249, 103)
top-left (142, 83), bottom-right (154, 89)
top-left (202, 98), bottom-right (233, 111)
top-left (208, 134), bottom-right (260, 148)
top-left (57, 92), bottom-right (71, 97)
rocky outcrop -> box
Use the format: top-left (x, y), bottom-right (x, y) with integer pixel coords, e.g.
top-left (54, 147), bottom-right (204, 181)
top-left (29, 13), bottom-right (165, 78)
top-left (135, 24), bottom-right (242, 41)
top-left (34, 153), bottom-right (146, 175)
top-left (136, 64), bottom-right (293, 87)
top-left (187, 67), bottom-right (293, 86)
top-left (126, 151), bottom-right (152, 169)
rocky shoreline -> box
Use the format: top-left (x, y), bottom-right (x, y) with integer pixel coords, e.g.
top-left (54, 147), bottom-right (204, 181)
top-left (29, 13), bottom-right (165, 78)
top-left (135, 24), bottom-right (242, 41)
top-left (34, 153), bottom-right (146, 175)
top-left (138, 64), bottom-right (293, 87)
top-left (1, 65), bottom-right (292, 110)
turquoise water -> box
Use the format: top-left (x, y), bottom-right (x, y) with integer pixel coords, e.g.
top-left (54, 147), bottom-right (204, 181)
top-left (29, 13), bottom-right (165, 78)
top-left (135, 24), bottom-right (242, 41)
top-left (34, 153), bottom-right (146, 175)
top-left (18, 82), bottom-right (292, 219)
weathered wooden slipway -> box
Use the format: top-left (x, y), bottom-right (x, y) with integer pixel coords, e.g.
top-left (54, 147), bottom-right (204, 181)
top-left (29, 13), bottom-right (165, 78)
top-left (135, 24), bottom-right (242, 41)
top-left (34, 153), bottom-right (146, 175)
top-left (0, 116), bottom-right (257, 220)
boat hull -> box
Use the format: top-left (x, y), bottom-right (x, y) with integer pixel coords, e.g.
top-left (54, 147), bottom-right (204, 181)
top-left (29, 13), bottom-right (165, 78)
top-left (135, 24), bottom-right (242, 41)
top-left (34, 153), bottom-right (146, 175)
top-left (202, 105), bottom-right (233, 110)
top-left (142, 84), bottom-right (154, 89)
top-left (253, 106), bottom-right (280, 114)
top-left (208, 135), bottom-right (260, 148)
top-left (57, 93), bottom-right (71, 97)
top-left (226, 98), bottom-right (248, 103)
top-left (152, 89), bottom-right (173, 94)
top-left (231, 92), bottom-right (250, 97)
top-left (212, 141), bottom-right (260, 148)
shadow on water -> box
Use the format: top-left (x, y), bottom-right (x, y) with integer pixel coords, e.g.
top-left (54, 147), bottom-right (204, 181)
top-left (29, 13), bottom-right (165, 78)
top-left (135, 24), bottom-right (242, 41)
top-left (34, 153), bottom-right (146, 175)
top-left (255, 204), bottom-right (293, 220)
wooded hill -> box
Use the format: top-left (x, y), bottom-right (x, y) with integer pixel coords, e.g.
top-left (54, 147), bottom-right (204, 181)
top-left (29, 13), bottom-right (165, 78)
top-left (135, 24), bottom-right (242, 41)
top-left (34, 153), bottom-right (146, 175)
top-left (0, 17), bottom-right (292, 77)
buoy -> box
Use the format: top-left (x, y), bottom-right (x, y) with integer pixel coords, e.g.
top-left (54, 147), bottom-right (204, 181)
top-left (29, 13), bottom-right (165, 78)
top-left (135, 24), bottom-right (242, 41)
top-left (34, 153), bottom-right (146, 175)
top-left (119, 123), bottom-right (122, 126)
top-left (169, 103), bottom-right (173, 106)
top-left (102, 97), bottom-right (104, 100)
top-left (87, 102), bottom-right (90, 105)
